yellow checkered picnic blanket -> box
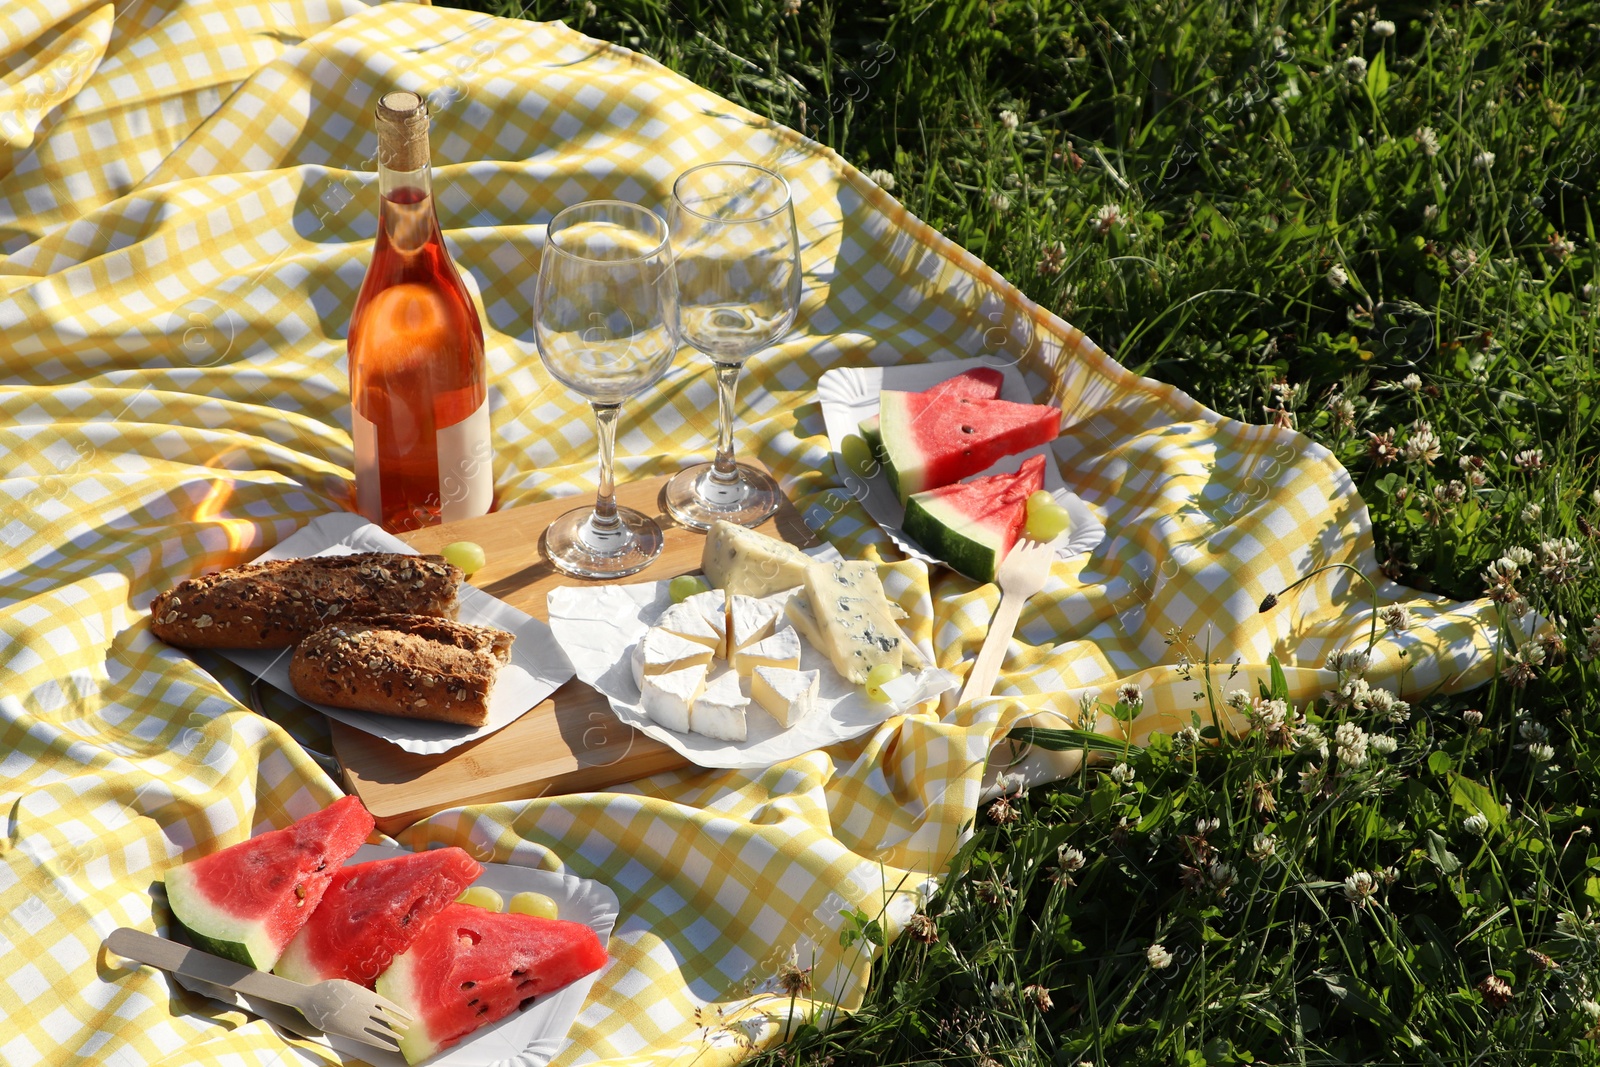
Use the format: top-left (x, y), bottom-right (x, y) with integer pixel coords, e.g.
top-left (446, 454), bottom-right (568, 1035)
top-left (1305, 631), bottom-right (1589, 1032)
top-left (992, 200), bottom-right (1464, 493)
top-left (0, 2), bottom-right (1509, 1064)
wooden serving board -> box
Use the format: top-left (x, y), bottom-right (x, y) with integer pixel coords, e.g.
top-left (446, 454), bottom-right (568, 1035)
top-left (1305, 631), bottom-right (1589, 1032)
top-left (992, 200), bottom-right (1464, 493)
top-left (329, 466), bottom-right (818, 835)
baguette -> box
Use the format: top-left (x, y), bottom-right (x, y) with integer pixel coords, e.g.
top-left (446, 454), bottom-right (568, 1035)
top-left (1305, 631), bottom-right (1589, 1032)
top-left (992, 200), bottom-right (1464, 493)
top-left (289, 614), bottom-right (514, 727)
top-left (149, 553), bottom-right (462, 649)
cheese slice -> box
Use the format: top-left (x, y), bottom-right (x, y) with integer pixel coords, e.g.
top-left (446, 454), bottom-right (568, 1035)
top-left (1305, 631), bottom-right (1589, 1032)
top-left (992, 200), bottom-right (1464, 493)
top-left (690, 670), bottom-right (748, 742)
top-left (750, 666), bottom-right (819, 728)
top-left (783, 590), bottom-right (828, 649)
top-left (641, 663), bottom-right (707, 734)
top-left (702, 521), bottom-right (813, 597)
top-left (631, 627), bottom-right (715, 689)
top-left (683, 588), bottom-right (729, 658)
top-left (728, 594), bottom-right (781, 655)
top-left (654, 600), bottom-right (722, 652)
top-left (733, 626), bottom-right (802, 677)
top-left (801, 560), bottom-right (902, 684)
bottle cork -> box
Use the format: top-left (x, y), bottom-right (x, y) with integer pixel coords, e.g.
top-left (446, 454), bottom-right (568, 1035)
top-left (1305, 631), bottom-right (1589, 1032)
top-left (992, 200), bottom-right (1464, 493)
top-left (375, 90), bottom-right (430, 172)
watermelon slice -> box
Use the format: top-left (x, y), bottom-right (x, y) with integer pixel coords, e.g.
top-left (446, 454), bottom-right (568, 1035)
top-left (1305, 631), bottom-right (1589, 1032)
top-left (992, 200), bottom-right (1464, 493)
top-left (376, 902), bottom-right (609, 1064)
top-left (903, 455), bottom-right (1047, 582)
top-left (880, 390), bottom-right (1060, 503)
top-left (164, 795), bottom-right (374, 970)
top-left (858, 366), bottom-right (1005, 454)
top-left (273, 847), bottom-right (483, 988)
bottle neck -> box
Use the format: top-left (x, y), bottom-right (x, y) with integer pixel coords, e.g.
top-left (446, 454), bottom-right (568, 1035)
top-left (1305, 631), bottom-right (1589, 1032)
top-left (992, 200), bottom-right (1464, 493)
top-left (377, 161), bottom-right (434, 254)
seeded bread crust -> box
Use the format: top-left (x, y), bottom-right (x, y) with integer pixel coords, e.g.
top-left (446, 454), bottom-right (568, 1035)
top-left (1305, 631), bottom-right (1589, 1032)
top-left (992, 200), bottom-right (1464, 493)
top-left (149, 553), bottom-right (462, 650)
top-left (288, 614), bottom-right (514, 727)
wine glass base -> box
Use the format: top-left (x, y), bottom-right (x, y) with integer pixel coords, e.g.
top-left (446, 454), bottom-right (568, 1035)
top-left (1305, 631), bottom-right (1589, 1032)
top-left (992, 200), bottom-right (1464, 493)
top-left (663, 463), bottom-right (782, 531)
top-left (542, 505), bottom-right (664, 579)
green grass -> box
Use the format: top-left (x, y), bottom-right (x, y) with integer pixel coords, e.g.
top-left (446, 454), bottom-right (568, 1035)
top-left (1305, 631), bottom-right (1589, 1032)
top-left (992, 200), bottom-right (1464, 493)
top-left (457, 0), bottom-right (1600, 1061)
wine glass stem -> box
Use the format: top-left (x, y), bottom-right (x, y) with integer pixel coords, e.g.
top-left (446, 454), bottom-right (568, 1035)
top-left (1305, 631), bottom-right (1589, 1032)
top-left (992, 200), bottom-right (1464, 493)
top-left (710, 360), bottom-right (742, 486)
top-left (591, 401), bottom-right (622, 531)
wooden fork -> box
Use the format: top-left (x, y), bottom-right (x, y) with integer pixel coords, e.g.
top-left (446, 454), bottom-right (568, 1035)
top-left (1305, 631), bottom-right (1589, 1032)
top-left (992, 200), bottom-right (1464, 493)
top-left (956, 537), bottom-right (1057, 705)
top-left (106, 928), bottom-right (412, 1053)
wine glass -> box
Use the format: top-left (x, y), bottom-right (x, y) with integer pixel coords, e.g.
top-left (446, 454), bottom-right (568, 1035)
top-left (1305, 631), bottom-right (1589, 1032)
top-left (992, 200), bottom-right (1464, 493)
top-left (533, 201), bottom-right (678, 578)
top-left (662, 162), bottom-right (801, 530)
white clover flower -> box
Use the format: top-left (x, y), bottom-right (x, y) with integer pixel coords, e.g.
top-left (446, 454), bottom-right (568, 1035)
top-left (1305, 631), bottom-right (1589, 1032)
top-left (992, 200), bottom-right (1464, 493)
top-left (1414, 128), bottom-right (1440, 156)
top-left (1226, 688), bottom-right (1252, 711)
top-left (1118, 683), bottom-right (1145, 710)
top-left (1372, 19), bottom-right (1396, 36)
top-left (1505, 546), bottom-right (1534, 567)
top-left (1521, 503), bottom-right (1543, 523)
top-left (1519, 719), bottom-right (1550, 745)
top-left (866, 168), bottom-right (896, 192)
top-left (1058, 845), bottom-right (1087, 872)
top-left (1404, 422), bottom-right (1442, 465)
top-left (1540, 537), bottom-right (1589, 585)
top-left (1424, 204), bottom-right (1439, 222)
top-left (1335, 722), bottom-right (1370, 767)
top-left (1174, 725), bottom-right (1201, 755)
top-left (998, 108), bottom-right (1020, 132)
top-left (1582, 999), bottom-right (1600, 1021)
top-left (1249, 833), bottom-right (1277, 860)
top-left (1386, 697), bottom-right (1411, 725)
top-left (1109, 762), bottom-right (1134, 785)
top-left (1528, 742), bottom-right (1556, 763)
top-left (1345, 55), bottom-right (1369, 80)
top-left (1195, 816), bottom-right (1220, 835)
top-left (1592, 489), bottom-right (1600, 507)
top-left (990, 980), bottom-right (1015, 1001)
top-left (1343, 870), bottom-right (1377, 904)
top-left (1147, 943), bottom-right (1174, 969)
top-left (1548, 232), bottom-right (1577, 260)
top-left (1326, 647), bottom-right (1371, 677)
top-left (1401, 372), bottom-right (1422, 392)
top-left (1473, 150), bottom-right (1496, 170)
top-left (1298, 762), bottom-right (1326, 795)
top-left (1370, 734), bottom-right (1398, 756)
top-left (1514, 448), bottom-right (1545, 470)
top-left (1326, 263), bottom-right (1349, 288)
top-left (1207, 861), bottom-right (1237, 891)
top-left (1093, 203), bottom-right (1124, 236)
top-left (988, 191), bottom-right (1012, 212)
top-left (1380, 605), bottom-right (1412, 632)
top-left (1463, 813), bottom-right (1489, 836)
top-left (1296, 723), bottom-right (1329, 760)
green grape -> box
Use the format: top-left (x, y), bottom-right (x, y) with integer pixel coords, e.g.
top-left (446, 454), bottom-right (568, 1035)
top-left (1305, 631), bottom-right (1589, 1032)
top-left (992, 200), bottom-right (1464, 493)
top-left (441, 540), bottom-right (486, 576)
top-left (840, 434), bottom-right (878, 478)
top-left (1027, 490), bottom-right (1055, 511)
top-left (508, 891), bottom-right (559, 920)
top-left (669, 575), bottom-right (708, 603)
top-left (456, 885), bottom-right (503, 912)
top-left (865, 662), bottom-right (902, 703)
top-left (1026, 503), bottom-right (1072, 543)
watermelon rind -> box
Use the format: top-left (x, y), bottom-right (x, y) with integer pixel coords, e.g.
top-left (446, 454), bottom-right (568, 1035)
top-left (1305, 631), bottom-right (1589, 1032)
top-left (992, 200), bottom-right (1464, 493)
top-left (904, 493), bottom-right (1008, 583)
top-left (377, 950), bottom-right (439, 1065)
top-left (858, 416), bottom-right (883, 459)
top-left (164, 863), bottom-right (280, 970)
top-left (861, 368), bottom-right (1005, 473)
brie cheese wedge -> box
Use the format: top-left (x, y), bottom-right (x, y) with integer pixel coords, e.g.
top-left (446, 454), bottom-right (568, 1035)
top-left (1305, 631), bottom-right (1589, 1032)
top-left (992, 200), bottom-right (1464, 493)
top-left (641, 662), bottom-right (707, 734)
top-left (690, 670), bottom-right (748, 742)
top-left (732, 625), bottom-right (802, 677)
top-left (728, 594), bottom-right (781, 655)
top-left (750, 665), bottom-right (819, 728)
top-left (654, 600), bottom-right (723, 653)
top-left (631, 627), bottom-right (715, 688)
top-left (683, 588), bottom-right (730, 658)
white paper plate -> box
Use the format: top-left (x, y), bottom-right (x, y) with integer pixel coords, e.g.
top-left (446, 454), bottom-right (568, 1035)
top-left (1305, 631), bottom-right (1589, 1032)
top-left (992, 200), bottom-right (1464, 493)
top-left (546, 577), bottom-right (959, 770)
top-left (816, 362), bottom-right (1106, 566)
top-left (213, 512), bottom-right (575, 755)
top-left (171, 844), bottom-right (618, 1067)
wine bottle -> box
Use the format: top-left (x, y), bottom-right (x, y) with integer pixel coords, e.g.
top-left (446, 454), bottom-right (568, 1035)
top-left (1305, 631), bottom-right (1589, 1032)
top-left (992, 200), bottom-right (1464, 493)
top-left (348, 89), bottom-right (493, 532)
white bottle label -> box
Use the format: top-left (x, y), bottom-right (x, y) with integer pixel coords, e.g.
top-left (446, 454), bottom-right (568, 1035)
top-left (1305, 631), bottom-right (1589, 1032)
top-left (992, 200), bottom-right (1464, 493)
top-left (437, 397), bottom-right (494, 523)
top-left (351, 397), bottom-right (493, 525)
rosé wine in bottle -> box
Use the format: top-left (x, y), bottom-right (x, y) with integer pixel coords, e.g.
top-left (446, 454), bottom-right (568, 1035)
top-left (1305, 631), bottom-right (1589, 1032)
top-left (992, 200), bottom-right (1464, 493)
top-left (348, 89), bottom-right (493, 532)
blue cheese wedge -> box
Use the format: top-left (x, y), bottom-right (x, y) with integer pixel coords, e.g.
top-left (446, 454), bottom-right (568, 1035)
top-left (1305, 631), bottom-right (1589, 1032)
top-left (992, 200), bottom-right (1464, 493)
top-left (631, 627), bottom-right (716, 689)
top-left (801, 561), bottom-right (902, 684)
top-left (782, 590), bottom-right (828, 649)
top-left (682, 588), bottom-right (729, 658)
top-left (750, 665), bottom-right (819, 728)
top-left (690, 670), bottom-right (748, 742)
top-left (728, 594), bottom-right (782, 655)
top-left (640, 662), bottom-right (707, 733)
top-left (654, 600), bottom-right (723, 653)
top-left (702, 521), bottom-right (813, 597)
top-left (732, 626), bottom-right (802, 677)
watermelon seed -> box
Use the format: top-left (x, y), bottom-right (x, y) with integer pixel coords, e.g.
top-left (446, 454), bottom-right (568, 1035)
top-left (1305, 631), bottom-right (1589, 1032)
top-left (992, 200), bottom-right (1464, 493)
top-left (294, 884), bottom-right (306, 904)
top-left (961, 425), bottom-right (975, 434)
top-left (460, 981), bottom-right (476, 990)
top-left (467, 997), bottom-right (479, 1006)
top-left (477, 1005), bottom-right (489, 1016)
